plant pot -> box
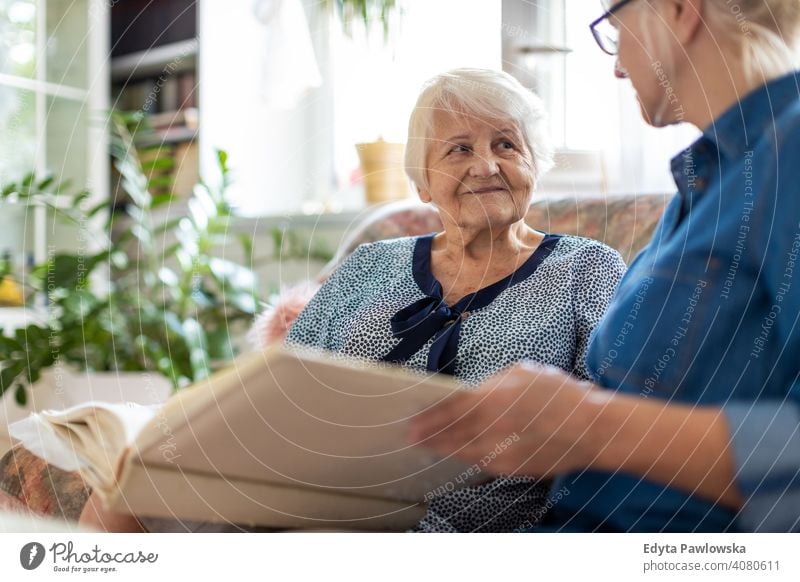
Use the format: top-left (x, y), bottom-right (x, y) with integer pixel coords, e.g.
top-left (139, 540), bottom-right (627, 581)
top-left (356, 139), bottom-right (412, 205)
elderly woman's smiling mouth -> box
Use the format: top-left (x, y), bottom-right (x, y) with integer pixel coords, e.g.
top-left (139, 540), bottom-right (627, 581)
top-left (461, 184), bottom-right (510, 195)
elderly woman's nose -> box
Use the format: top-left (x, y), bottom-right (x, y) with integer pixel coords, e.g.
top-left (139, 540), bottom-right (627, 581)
top-left (468, 153), bottom-right (500, 177)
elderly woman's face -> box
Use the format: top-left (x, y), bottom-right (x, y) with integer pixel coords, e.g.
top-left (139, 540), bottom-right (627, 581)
top-left (419, 109), bottom-right (536, 231)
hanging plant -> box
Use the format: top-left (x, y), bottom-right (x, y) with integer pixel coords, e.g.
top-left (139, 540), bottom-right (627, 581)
top-left (327, 0), bottom-right (400, 40)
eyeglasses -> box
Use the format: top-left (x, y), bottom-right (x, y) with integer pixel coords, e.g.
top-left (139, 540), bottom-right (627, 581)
top-left (589, 0), bottom-right (639, 56)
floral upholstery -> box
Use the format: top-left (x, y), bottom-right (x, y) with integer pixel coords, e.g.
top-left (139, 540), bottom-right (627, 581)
top-left (0, 445), bottom-right (90, 522)
top-left (327, 194), bottom-right (668, 273)
top-left (524, 195), bottom-right (669, 264)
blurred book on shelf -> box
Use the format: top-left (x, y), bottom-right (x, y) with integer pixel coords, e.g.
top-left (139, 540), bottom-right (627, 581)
top-left (110, 0), bottom-right (200, 206)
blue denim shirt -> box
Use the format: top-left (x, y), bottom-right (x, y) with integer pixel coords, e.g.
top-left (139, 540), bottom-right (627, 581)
top-left (547, 71), bottom-right (800, 532)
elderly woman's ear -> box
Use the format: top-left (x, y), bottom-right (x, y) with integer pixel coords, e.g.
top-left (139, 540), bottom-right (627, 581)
top-left (417, 186), bottom-right (432, 204)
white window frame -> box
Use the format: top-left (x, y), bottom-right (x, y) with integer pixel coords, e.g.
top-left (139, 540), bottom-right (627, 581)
top-left (0, 0), bottom-right (109, 262)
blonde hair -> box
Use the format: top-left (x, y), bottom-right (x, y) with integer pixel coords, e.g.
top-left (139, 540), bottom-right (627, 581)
top-left (643, 0), bottom-right (800, 81)
top-left (705, 0), bottom-right (800, 80)
top-left (404, 68), bottom-right (554, 191)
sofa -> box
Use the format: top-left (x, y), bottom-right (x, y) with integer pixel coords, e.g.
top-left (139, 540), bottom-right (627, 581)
top-left (0, 194), bottom-right (669, 527)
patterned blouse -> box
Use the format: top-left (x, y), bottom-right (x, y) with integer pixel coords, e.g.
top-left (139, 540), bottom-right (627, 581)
top-left (286, 232), bottom-right (626, 532)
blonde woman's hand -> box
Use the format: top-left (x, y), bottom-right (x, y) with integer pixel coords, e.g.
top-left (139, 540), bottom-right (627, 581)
top-left (408, 362), bottom-right (609, 477)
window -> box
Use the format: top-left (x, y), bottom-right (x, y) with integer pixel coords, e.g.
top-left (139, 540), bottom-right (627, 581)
top-left (201, 0), bottom-right (698, 218)
top-left (563, 0), bottom-right (699, 194)
top-left (330, 0), bottom-right (502, 211)
top-left (201, 0), bottom-right (501, 218)
top-left (0, 0), bottom-right (108, 262)
top-left (502, 0), bottom-right (699, 196)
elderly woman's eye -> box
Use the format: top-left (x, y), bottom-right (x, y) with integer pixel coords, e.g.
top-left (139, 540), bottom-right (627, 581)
top-left (499, 141), bottom-right (516, 150)
top-left (450, 144), bottom-right (470, 154)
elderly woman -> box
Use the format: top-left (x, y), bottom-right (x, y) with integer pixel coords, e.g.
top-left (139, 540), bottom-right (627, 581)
top-left (410, 0), bottom-right (800, 532)
top-left (80, 68), bottom-right (625, 533)
top-left (283, 68), bottom-right (626, 532)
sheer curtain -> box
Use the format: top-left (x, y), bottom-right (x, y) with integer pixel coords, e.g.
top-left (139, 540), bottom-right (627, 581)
top-left (565, 0), bottom-right (699, 195)
top-left (204, 0), bottom-right (502, 217)
top-left (329, 0), bottom-right (502, 211)
top-left (504, 0), bottom-right (699, 196)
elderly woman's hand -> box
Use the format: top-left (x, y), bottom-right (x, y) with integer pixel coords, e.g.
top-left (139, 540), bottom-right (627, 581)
top-left (408, 363), bottom-right (607, 477)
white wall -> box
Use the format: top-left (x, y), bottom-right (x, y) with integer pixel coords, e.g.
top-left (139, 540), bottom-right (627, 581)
top-left (200, 0), bottom-right (502, 218)
top-left (199, 0), bottom-right (333, 217)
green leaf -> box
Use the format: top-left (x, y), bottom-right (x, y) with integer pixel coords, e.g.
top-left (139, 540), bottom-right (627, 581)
top-left (146, 175), bottom-right (175, 190)
top-left (63, 289), bottom-right (100, 319)
top-left (0, 362), bottom-right (23, 398)
top-left (182, 318), bottom-right (211, 381)
top-left (226, 290), bottom-right (257, 314)
top-left (160, 242), bottom-right (181, 261)
top-left (238, 234), bottom-right (254, 268)
top-left (188, 199), bottom-right (209, 231)
top-left (73, 190), bottom-right (92, 207)
top-left (141, 157), bottom-right (176, 172)
top-left (206, 327), bottom-right (235, 361)
top-left (14, 384), bottom-right (27, 406)
top-left (131, 224), bottom-right (153, 247)
top-left (87, 200), bottom-right (109, 218)
top-left (110, 250), bottom-right (129, 269)
top-left (192, 182), bottom-right (218, 215)
top-left (0, 334), bottom-right (22, 353)
top-left (208, 257), bottom-right (256, 289)
top-left (43, 254), bottom-right (86, 289)
top-left (157, 267), bottom-right (179, 287)
top-left (37, 176), bottom-right (55, 190)
top-left (154, 217), bottom-right (182, 235)
top-left (21, 171), bottom-right (35, 189)
top-left (52, 179), bottom-right (74, 195)
top-left (162, 311), bottom-right (185, 337)
top-left (150, 193), bottom-right (177, 209)
top-left (216, 149), bottom-right (229, 174)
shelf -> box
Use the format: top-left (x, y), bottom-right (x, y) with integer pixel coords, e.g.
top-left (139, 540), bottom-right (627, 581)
top-left (146, 107), bottom-right (199, 131)
top-left (516, 45), bottom-right (572, 55)
top-left (134, 126), bottom-right (198, 148)
top-left (111, 39), bottom-right (198, 82)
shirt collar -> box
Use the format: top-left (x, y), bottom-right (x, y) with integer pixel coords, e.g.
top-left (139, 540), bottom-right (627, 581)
top-left (702, 69), bottom-right (800, 160)
top-left (670, 70), bottom-right (800, 203)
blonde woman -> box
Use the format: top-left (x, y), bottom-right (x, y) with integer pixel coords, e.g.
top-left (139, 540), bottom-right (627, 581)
top-left (411, 0), bottom-right (800, 532)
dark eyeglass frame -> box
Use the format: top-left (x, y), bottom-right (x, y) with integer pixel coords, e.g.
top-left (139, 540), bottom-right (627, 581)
top-left (589, 0), bottom-right (639, 56)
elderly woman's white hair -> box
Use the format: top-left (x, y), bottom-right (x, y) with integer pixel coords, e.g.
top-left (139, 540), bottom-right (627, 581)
top-left (404, 68), bottom-right (555, 192)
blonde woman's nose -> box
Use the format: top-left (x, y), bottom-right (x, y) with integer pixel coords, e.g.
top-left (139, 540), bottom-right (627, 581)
top-left (614, 59), bottom-right (629, 79)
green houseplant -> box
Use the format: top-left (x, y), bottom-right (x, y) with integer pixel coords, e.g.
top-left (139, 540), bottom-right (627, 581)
top-left (0, 113), bottom-right (260, 403)
top-left (328, 0), bottom-right (399, 39)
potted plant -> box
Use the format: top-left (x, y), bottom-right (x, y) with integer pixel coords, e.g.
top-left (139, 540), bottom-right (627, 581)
top-left (326, 0), bottom-right (412, 205)
top-left (0, 112), bottom-right (260, 412)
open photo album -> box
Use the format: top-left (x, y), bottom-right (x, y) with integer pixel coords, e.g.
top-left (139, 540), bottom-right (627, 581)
top-left (9, 347), bottom-right (484, 531)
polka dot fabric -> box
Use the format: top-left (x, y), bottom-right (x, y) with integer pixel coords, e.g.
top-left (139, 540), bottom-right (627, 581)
top-left (286, 233), bottom-right (626, 532)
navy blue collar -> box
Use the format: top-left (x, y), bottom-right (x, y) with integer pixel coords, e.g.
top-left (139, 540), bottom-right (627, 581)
top-left (412, 231), bottom-right (561, 311)
top-left (380, 232), bottom-right (561, 375)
